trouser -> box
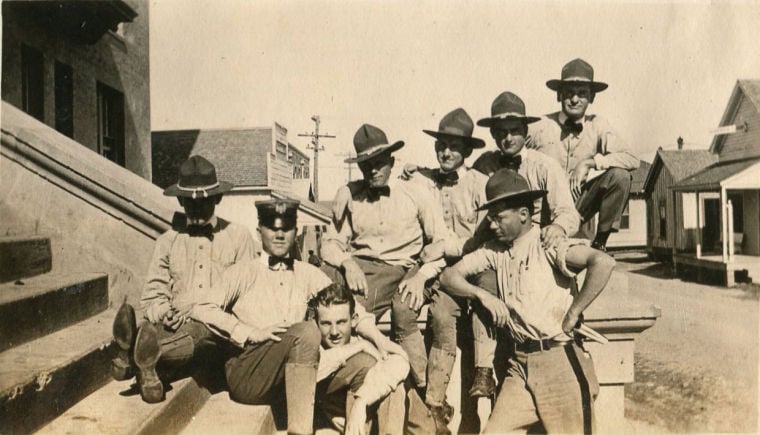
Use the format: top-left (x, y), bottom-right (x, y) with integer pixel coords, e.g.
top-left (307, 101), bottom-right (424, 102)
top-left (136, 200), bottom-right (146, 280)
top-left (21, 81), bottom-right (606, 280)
top-left (575, 167), bottom-right (632, 234)
top-left (471, 269), bottom-right (501, 370)
top-left (425, 287), bottom-right (462, 407)
top-left (225, 321), bottom-right (321, 435)
top-left (322, 258), bottom-right (429, 387)
top-left (149, 320), bottom-right (224, 382)
top-left (485, 342), bottom-right (599, 434)
top-left (316, 352), bottom-right (403, 434)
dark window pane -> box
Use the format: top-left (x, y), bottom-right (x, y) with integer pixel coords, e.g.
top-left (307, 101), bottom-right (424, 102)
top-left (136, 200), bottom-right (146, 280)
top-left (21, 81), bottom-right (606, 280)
top-left (21, 44), bottom-right (44, 121)
top-left (54, 61), bottom-right (74, 137)
top-left (97, 82), bottom-right (125, 166)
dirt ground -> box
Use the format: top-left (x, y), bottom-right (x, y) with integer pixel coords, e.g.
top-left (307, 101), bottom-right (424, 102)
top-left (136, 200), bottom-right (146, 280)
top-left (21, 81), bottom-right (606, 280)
top-left (613, 252), bottom-right (759, 433)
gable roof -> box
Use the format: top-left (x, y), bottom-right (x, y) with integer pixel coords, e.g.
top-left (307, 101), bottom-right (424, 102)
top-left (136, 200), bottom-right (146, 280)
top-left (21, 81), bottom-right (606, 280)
top-left (630, 160), bottom-right (651, 194)
top-left (643, 149), bottom-right (718, 194)
top-left (152, 128), bottom-right (272, 189)
top-left (672, 156), bottom-right (760, 191)
top-left (710, 79), bottom-right (760, 154)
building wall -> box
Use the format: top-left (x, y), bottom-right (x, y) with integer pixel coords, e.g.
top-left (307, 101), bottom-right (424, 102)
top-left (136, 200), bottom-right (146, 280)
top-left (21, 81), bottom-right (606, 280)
top-left (608, 198), bottom-right (646, 248)
top-left (269, 154), bottom-right (293, 193)
top-left (717, 94), bottom-right (760, 162)
top-left (647, 167), bottom-right (676, 252)
top-left (1, 0), bottom-right (151, 180)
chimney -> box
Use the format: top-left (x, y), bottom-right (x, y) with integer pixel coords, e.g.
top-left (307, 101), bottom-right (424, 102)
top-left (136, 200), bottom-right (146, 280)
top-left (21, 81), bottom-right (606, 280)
top-left (677, 136), bottom-right (684, 150)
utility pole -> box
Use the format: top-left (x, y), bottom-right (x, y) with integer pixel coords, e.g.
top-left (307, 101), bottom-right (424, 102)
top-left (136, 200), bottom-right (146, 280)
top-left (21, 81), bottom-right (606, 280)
top-left (335, 151), bottom-right (355, 183)
top-left (298, 116), bottom-right (335, 201)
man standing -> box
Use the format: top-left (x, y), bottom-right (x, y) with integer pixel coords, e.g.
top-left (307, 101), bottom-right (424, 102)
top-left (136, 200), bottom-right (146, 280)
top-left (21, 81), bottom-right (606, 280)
top-left (312, 283), bottom-right (409, 435)
top-left (190, 199), bottom-right (397, 435)
top-left (320, 124), bottom-right (454, 432)
top-left (441, 169), bottom-right (615, 433)
top-left (528, 58), bottom-right (639, 251)
top-left (110, 155), bottom-right (255, 403)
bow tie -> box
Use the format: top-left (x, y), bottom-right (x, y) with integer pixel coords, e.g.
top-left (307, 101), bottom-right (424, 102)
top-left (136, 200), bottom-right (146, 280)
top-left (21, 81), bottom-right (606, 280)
top-left (366, 185), bottom-right (391, 201)
top-left (499, 154), bottom-right (522, 171)
top-left (268, 256), bottom-right (294, 271)
top-left (562, 119), bottom-right (583, 135)
top-left (187, 224), bottom-right (214, 241)
top-left (435, 170), bottom-right (459, 186)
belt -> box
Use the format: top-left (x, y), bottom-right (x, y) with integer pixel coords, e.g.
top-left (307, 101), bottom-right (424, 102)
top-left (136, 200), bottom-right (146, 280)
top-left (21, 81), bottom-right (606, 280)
top-left (515, 338), bottom-right (572, 354)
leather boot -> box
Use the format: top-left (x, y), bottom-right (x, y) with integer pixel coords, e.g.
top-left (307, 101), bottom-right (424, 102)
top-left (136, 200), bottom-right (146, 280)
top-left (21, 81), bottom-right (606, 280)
top-left (111, 303), bottom-right (137, 381)
top-left (285, 363), bottom-right (317, 435)
top-left (469, 367), bottom-right (496, 398)
top-left (429, 402), bottom-right (454, 435)
top-left (134, 323), bottom-right (164, 403)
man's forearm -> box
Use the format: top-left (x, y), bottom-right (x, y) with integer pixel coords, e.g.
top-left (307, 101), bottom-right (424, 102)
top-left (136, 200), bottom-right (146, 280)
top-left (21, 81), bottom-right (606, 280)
top-left (440, 268), bottom-right (488, 301)
top-left (567, 253), bottom-right (615, 319)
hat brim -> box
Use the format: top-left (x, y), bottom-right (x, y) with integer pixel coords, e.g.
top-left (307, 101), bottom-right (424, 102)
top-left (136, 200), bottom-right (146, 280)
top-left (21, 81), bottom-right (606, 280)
top-left (345, 140), bottom-right (405, 163)
top-left (476, 115), bottom-right (541, 128)
top-left (546, 79), bottom-right (608, 92)
top-left (477, 190), bottom-right (547, 211)
top-left (164, 181), bottom-right (233, 197)
top-left (422, 130), bottom-right (486, 149)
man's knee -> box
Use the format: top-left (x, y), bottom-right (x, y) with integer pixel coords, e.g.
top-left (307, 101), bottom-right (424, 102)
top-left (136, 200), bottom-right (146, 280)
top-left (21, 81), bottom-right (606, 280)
top-left (287, 321), bottom-right (322, 356)
top-left (604, 167), bottom-right (632, 189)
top-left (343, 352), bottom-right (376, 391)
top-left (390, 296), bottom-right (420, 338)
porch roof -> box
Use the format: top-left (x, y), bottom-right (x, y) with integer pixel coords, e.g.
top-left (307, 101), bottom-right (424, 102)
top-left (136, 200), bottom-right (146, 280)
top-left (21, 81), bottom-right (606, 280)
top-left (672, 157), bottom-right (760, 191)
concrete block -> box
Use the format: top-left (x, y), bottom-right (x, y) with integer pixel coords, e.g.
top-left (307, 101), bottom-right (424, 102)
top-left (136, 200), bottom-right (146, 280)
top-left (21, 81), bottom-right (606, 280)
top-left (0, 272), bottom-right (108, 352)
top-left (0, 310), bottom-right (114, 433)
top-left (0, 236), bottom-right (52, 283)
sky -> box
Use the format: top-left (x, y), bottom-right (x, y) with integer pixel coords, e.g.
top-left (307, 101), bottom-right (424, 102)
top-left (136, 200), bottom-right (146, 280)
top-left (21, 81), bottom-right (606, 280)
top-left (149, 0), bottom-right (760, 200)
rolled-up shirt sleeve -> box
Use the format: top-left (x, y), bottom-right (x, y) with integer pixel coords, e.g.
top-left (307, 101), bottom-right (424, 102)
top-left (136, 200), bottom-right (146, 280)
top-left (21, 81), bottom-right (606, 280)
top-left (190, 262), bottom-right (251, 347)
top-left (593, 117), bottom-right (639, 171)
top-left (354, 353), bottom-right (409, 405)
top-left (456, 246), bottom-right (497, 278)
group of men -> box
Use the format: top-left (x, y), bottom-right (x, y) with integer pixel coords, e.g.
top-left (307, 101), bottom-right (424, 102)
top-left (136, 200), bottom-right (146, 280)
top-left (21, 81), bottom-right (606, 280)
top-left (110, 58), bottom-right (636, 434)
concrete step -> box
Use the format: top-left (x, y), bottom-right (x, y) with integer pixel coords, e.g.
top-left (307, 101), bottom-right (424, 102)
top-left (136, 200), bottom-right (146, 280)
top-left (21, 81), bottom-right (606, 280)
top-left (0, 272), bottom-right (108, 352)
top-left (0, 309), bottom-right (115, 434)
top-left (182, 392), bottom-right (276, 435)
top-left (41, 377), bottom-right (212, 435)
top-left (0, 235), bottom-right (52, 283)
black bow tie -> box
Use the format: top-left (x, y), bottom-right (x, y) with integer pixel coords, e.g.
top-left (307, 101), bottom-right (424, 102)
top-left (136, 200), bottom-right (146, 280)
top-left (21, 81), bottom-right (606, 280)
top-left (366, 185), bottom-right (391, 201)
top-left (268, 256), bottom-right (294, 271)
top-left (499, 154), bottom-right (522, 171)
top-left (187, 224), bottom-right (214, 241)
top-left (562, 119), bottom-right (583, 135)
top-left (435, 170), bottom-right (459, 186)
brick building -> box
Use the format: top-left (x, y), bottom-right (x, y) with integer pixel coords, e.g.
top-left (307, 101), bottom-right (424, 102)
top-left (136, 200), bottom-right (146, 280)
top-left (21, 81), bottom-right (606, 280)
top-left (1, 0), bottom-right (152, 179)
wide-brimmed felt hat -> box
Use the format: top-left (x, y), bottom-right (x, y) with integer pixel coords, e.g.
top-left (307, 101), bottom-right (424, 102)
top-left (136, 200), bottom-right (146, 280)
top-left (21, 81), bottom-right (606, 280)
top-left (477, 169), bottom-right (547, 211)
top-left (546, 58), bottom-right (608, 93)
top-left (423, 108), bottom-right (486, 149)
top-left (163, 155), bottom-right (233, 198)
top-left (344, 124), bottom-right (405, 164)
top-left (476, 92), bottom-right (541, 128)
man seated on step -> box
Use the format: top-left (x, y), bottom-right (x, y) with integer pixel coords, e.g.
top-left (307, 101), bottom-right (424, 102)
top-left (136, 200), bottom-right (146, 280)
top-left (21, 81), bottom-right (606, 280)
top-left (311, 283), bottom-right (409, 435)
top-left (320, 123), bottom-right (457, 433)
top-left (189, 198), bottom-right (401, 435)
top-left (111, 155), bottom-right (255, 403)
top-left (440, 169), bottom-right (613, 433)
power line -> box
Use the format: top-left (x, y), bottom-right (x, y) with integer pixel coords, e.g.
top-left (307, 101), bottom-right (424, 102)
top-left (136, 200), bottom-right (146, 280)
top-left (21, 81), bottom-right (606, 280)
top-left (298, 116), bottom-right (335, 201)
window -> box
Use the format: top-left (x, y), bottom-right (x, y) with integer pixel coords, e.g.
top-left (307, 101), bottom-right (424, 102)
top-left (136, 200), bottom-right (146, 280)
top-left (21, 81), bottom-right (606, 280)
top-left (54, 61), bottom-right (74, 138)
top-left (97, 82), bottom-right (125, 166)
top-left (659, 199), bottom-right (667, 239)
top-left (619, 200), bottom-right (630, 230)
top-left (21, 45), bottom-right (44, 121)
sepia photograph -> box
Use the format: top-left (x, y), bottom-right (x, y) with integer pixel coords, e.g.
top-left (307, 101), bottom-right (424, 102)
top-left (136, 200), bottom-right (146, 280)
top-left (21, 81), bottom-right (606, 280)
top-left (1, 0), bottom-right (758, 433)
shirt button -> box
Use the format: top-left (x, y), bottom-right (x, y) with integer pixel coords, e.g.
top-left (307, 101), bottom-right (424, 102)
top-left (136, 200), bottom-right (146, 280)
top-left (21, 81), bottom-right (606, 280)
top-left (199, 284), bottom-right (203, 288)
top-left (199, 246), bottom-right (204, 250)
top-left (199, 264), bottom-right (203, 269)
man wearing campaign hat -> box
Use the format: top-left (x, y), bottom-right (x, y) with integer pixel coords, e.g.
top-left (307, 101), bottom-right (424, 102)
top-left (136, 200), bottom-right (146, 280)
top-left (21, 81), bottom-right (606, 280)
top-left (188, 198), bottom-right (398, 435)
top-left (110, 155), bottom-right (255, 403)
top-left (441, 169), bottom-right (614, 433)
top-left (321, 123), bottom-right (456, 433)
top-left (528, 58), bottom-right (639, 251)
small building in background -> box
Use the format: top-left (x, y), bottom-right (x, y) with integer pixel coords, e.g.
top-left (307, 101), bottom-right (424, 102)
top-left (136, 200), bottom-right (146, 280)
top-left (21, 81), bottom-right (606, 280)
top-left (152, 123), bottom-right (330, 257)
top-left (607, 160), bottom-right (651, 250)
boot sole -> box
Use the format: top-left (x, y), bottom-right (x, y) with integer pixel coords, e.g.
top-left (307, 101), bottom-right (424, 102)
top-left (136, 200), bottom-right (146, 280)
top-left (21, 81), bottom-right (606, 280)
top-left (134, 323), bottom-right (164, 403)
top-left (111, 304), bottom-right (137, 381)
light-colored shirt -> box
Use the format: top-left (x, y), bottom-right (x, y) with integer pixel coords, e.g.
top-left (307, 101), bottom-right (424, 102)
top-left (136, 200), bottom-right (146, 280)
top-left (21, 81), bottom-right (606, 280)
top-left (318, 337), bottom-right (409, 405)
top-left (191, 253), bottom-right (373, 347)
top-left (454, 226), bottom-right (589, 343)
top-left (140, 217), bottom-right (256, 323)
top-left (471, 148), bottom-right (581, 239)
top-left (321, 179), bottom-right (455, 272)
top-left (527, 112), bottom-right (639, 175)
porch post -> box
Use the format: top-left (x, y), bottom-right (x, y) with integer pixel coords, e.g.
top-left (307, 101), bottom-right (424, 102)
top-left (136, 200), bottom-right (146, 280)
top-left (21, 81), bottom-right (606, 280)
top-left (728, 199), bottom-right (735, 260)
top-left (721, 187), bottom-right (728, 263)
top-left (696, 191), bottom-right (702, 258)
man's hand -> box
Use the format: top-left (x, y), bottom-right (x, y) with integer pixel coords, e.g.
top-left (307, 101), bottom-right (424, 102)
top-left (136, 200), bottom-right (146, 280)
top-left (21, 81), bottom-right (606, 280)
top-left (399, 163), bottom-right (419, 180)
top-left (570, 161), bottom-right (592, 199)
top-left (398, 273), bottom-right (427, 311)
top-left (358, 340), bottom-right (384, 361)
top-left (342, 259), bottom-right (368, 298)
top-left (561, 309), bottom-right (580, 336)
top-left (541, 224), bottom-right (567, 250)
top-left (345, 397), bottom-right (369, 435)
top-left (247, 321), bottom-right (290, 344)
top-left (162, 307), bottom-right (187, 331)
top-left (478, 291), bottom-right (510, 328)
top-left (420, 240), bottom-right (446, 263)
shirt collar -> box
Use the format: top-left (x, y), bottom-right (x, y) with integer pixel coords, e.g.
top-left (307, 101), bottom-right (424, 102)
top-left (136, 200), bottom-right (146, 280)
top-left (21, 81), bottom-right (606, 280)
top-left (558, 111), bottom-right (585, 126)
top-left (185, 215), bottom-right (218, 228)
